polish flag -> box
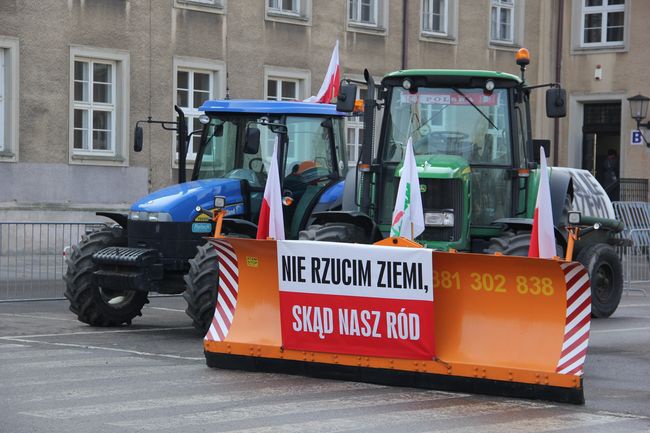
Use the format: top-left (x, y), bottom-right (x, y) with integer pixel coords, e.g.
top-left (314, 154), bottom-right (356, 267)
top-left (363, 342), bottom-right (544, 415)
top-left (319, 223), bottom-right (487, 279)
top-left (529, 147), bottom-right (556, 258)
top-left (304, 40), bottom-right (340, 104)
top-left (256, 137), bottom-right (285, 240)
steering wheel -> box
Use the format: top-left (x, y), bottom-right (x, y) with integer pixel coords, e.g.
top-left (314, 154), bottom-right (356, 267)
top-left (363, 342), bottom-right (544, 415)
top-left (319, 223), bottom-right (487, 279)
top-left (225, 168), bottom-right (265, 189)
top-left (414, 131), bottom-right (469, 154)
top-left (248, 157), bottom-right (264, 173)
top-left (429, 131), bottom-right (469, 141)
top-left (300, 166), bottom-right (333, 184)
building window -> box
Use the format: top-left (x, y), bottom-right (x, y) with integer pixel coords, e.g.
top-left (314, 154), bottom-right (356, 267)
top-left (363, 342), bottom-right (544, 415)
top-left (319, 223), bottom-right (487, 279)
top-left (348, 0), bottom-right (387, 32)
top-left (422, 0), bottom-right (447, 35)
top-left (581, 0), bottom-right (625, 47)
top-left (349, 0), bottom-right (377, 25)
top-left (0, 37), bottom-right (19, 162)
top-left (177, 69), bottom-right (213, 160)
top-left (266, 78), bottom-right (299, 101)
top-left (268, 0), bottom-right (299, 15)
top-left (173, 58), bottom-right (225, 164)
top-left (72, 59), bottom-right (116, 154)
top-left (264, 67), bottom-right (310, 102)
top-left (490, 0), bottom-right (514, 43)
top-left (69, 46), bottom-right (129, 166)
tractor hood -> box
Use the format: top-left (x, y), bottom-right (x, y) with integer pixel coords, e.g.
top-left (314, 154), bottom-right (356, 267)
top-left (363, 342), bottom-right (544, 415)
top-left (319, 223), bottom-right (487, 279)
top-left (396, 155), bottom-right (471, 179)
top-left (130, 178), bottom-right (245, 222)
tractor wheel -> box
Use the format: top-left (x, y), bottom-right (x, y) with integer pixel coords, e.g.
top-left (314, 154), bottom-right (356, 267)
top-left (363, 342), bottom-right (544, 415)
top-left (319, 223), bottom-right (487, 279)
top-left (484, 231), bottom-right (564, 257)
top-left (183, 243), bottom-right (219, 335)
top-left (576, 243), bottom-right (623, 318)
top-left (63, 227), bottom-right (148, 326)
top-left (299, 223), bottom-right (368, 243)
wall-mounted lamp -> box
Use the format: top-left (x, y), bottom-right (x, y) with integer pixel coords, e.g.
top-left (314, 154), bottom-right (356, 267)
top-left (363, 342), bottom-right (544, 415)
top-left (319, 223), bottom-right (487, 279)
top-left (627, 93), bottom-right (650, 146)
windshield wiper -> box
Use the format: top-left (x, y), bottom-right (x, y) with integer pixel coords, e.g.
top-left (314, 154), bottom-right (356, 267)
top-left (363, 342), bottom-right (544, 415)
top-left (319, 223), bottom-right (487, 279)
top-left (452, 87), bottom-right (498, 130)
top-left (411, 104), bottom-right (449, 136)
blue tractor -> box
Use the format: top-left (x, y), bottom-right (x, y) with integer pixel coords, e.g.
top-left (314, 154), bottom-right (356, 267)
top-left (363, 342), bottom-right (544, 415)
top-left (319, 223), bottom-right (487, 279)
top-left (64, 100), bottom-right (350, 332)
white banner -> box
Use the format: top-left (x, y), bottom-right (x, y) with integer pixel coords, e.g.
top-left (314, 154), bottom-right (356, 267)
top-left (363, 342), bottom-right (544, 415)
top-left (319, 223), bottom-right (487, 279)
top-left (277, 240), bottom-right (433, 301)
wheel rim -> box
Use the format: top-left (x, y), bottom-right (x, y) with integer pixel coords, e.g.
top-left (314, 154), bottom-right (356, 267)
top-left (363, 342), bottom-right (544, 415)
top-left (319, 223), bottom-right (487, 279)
top-left (99, 286), bottom-right (136, 309)
top-left (594, 263), bottom-right (614, 303)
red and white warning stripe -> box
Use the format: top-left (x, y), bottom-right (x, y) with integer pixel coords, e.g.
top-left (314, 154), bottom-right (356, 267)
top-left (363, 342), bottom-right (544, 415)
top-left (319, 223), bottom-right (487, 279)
top-left (556, 261), bottom-right (591, 376)
top-left (205, 239), bottom-right (239, 342)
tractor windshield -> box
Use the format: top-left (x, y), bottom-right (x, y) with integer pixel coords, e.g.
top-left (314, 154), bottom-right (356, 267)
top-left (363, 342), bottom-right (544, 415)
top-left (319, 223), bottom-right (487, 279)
top-left (384, 87), bottom-right (512, 165)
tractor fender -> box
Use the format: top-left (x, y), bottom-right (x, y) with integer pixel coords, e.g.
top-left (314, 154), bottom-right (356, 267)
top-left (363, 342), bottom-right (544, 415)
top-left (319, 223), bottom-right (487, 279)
top-left (221, 218), bottom-right (258, 238)
top-left (309, 211), bottom-right (383, 243)
top-left (96, 212), bottom-right (128, 231)
top-left (492, 217), bottom-right (568, 248)
top-left (548, 168), bottom-right (574, 227)
top-left (341, 169), bottom-right (358, 212)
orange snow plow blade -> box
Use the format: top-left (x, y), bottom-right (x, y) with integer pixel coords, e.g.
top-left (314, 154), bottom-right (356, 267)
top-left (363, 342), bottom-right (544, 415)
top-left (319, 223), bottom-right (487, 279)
top-left (203, 237), bottom-right (591, 404)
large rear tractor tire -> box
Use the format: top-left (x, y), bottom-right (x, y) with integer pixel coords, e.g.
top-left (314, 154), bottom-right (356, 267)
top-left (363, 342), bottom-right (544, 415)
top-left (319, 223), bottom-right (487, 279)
top-left (183, 243), bottom-right (219, 335)
top-left (299, 223), bottom-right (368, 243)
top-left (576, 243), bottom-right (623, 318)
top-left (63, 227), bottom-right (148, 326)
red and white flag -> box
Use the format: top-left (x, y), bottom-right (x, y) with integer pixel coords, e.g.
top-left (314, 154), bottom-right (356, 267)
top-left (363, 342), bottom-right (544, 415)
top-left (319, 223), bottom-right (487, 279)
top-left (256, 137), bottom-right (285, 240)
top-left (304, 40), bottom-right (340, 104)
top-left (529, 147), bottom-right (556, 258)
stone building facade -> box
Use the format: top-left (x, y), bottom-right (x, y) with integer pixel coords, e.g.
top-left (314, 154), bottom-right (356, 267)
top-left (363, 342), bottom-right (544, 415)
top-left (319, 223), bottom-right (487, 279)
top-left (0, 0), bottom-right (647, 220)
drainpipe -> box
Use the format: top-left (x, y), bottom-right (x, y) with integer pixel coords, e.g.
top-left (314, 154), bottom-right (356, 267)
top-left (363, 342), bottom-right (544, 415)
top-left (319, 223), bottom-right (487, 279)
top-left (402, 0), bottom-right (408, 69)
top-left (553, 0), bottom-right (564, 166)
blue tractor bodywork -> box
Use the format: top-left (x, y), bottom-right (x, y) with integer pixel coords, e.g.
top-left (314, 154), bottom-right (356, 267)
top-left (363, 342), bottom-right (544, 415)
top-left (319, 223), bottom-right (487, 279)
top-left (65, 100), bottom-right (349, 327)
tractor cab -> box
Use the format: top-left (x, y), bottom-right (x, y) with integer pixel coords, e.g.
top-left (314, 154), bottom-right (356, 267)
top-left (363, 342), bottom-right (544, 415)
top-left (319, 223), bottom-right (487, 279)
top-left (194, 100), bottom-right (348, 237)
top-left (377, 71), bottom-right (530, 250)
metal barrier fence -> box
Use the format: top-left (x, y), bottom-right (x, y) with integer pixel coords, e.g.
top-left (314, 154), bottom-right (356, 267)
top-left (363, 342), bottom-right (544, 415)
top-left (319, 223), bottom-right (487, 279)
top-left (616, 229), bottom-right (650, 295)
top-left (620, 178), bottom-right (648, 202)
top-left (0, 222), bottom-right (106, 301)
top-left (613, 201), bottom-right (650, 295)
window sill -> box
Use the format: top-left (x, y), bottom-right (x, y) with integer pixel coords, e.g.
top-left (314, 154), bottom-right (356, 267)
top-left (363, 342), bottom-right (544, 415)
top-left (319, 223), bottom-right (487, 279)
top-left (265, 11), bottom-right (311, 26)
top-left (347, 22), bottom-right (387, 36)
top-left (0, 150), bottom-right (17, 162)
top-left (70, 153), bottom-right (127, 167)
top-left (571, 44), bottom-right (628, 55)
top-left (488, 40), bottom-right (521, 52)
top-left (419, 32), bottom-right (457, 45)
top-left (174, 1), bottom-right (225, 15)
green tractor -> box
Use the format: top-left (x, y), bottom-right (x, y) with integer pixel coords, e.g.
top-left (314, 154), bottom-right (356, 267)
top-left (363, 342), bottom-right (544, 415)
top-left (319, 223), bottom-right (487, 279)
top-left (301, 52), bottom-right (625, 318)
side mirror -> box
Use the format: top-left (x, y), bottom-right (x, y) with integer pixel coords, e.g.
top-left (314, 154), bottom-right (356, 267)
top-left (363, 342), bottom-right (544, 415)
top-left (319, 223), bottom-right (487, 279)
top-left (133, 125), bottom-right (143, 152)
top-left (532, 139), bottom-right (550, 163)
top-left (336, 83), bottom-right (357, 113)
top-left (546, 87), bottom-right (566, 118)
top-left (244, 126), bottom-right (260, 154)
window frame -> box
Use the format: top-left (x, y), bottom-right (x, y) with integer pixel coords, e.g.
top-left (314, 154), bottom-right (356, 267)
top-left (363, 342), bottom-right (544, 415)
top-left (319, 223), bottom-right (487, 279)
top-left (69, 46), bottom-right (129, 166)
top-left (172, 56), bottom-right (226, 167)
top-left (0, 36), bottom-right (19, 162)
top-left (580, 0), bottom-right (626, 48)
top-left (72, 58), bottom-right (117, 156)
top-left (263, 66), bottom-right (310, 102)
top-left (347, 0), bottom-right (387, 33)
top-left (490, 0), bottom-right (515, 44)
top-left (421, 0), bottom-right (448, 36)
top-left (266, 0), bottom-right (311, 25)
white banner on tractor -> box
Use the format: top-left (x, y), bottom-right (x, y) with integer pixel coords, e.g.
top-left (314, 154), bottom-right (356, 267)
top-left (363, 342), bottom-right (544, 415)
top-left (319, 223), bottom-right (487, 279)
top-left (277, 240), bottom-right (435, 360)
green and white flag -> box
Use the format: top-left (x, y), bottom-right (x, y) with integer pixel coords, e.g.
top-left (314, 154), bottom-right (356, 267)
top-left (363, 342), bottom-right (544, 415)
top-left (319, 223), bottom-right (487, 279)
top-left (390, 137), bottom-right (425, 239)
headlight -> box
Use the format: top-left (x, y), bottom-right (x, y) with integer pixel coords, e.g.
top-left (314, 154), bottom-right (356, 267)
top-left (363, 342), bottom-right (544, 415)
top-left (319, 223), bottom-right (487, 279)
top-left (424, 211), bottom-right (454, 227)
top-left (129, 211), bottom-right (173, 222)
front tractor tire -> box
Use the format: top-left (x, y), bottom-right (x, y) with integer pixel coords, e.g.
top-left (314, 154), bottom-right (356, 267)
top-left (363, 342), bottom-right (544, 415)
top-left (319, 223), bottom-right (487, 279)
top-left (576, 244), bottom-right (623, 318)
top-left (299, 223), bottom-right (367, 243)
top-left (485, 231), bottom-right (564, 257)
top-left (183, 243), bottom-right (219, 335)
top-left (63, 227), bottom-right (148, 326)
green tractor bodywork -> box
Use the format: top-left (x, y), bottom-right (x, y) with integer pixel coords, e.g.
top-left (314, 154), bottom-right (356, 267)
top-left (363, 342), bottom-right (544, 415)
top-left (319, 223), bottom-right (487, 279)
top-left (303, 64), bottom-right (626, 317)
